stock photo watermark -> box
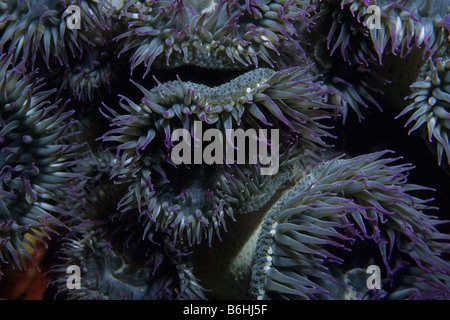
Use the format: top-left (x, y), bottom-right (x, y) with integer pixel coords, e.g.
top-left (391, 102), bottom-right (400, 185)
top-left (365, 5), bottom-right (381, 30)
top-left (366, 265), bottom-right (381, 290)
top-left (66, 265), bottom-right (81, 290)
top-left (65, 5), bottom-right (81, 30)
top-left (170, 121), bottom-right (280, 175)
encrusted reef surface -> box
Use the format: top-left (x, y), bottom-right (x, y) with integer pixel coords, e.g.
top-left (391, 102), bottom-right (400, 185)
top-left (0, 0), bottom-right (450, 300)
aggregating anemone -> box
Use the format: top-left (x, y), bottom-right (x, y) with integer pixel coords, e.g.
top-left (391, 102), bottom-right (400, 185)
top-left (115, 0), bottom-right (315, 74)
top-left (49, 182), bottom-right (206, 299)
top-left (0, 53), bottom-right (79, 271)
top-left (1, 0), bottom-right (450, 301)
top-left (46, 146), bottom-right (206, 299)
top-left (397, 44), bottom-right (450, 166)
top-left (191, 150), bottom-right (450, 299)
top-left (99, 63), bottom-right (337, 245)
top-left (249, 150), bottom-right (450, 300)
top-left (0, 0), bottom-right (110, 69)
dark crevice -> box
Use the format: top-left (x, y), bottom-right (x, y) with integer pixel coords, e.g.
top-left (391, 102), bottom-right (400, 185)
top-left (133, 64), bottom-right (252, 89)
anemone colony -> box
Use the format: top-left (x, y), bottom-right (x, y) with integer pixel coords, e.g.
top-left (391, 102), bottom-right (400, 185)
top-left (0, 0), bottom-right (450, 300)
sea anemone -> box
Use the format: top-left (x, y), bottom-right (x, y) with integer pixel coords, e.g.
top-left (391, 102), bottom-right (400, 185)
top-left (53, 0), bottom-right (127, 103)
top-left (308, 38), bottom-right (387, 122)
top-left (59, 47), bottom-right (118, 102)
top-left (50, 219), bottom-right (206, 299)
top-left (115, 0), bottom-right (315, 77)
top-left (313, 0), bottom-right (380, 66)
top-left (306, 0), bottom-right (450, 123)
top-left (97, 143), bottom-right (306, 247)
top-left (0, 54), bottom-right (79, 270)
top-left (0, 0), bottom-right (108, 69)
top-left (250, 150), bottom-right (450, 299)
top-left (49, 148), bottom-right (206, 299)
top-left (396, 44), bottom-right (450, 165)
top-left (191, 150), bottom-right (450, 299)
top-left (370, 0), bottom-right (450, 59)
top-left (1, 0), bottom-right (450, 302)
top-left (100, 0), bottom-right (338, 247)
top-left (315, 0), bottom-right (450, 64)
top-left (103, 65), bottom-right (337, 149)
top-left (99, 62), bottom-right (337, 246)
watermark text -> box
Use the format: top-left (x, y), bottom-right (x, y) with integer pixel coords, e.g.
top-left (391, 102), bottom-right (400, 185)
top-left (171, 121), bottom-right (279, 175)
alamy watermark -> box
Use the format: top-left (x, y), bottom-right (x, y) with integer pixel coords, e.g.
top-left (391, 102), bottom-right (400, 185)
top-left (171, 121), bottom-right (279, 175)
top-left (366, 265), bottom-right (381, 290)
top-left (66, 265), bottom-right (81, 290)
top-left (365, 5), bottom-right (381, 30)
top-left (65, 5), bottom-right (81, 30)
